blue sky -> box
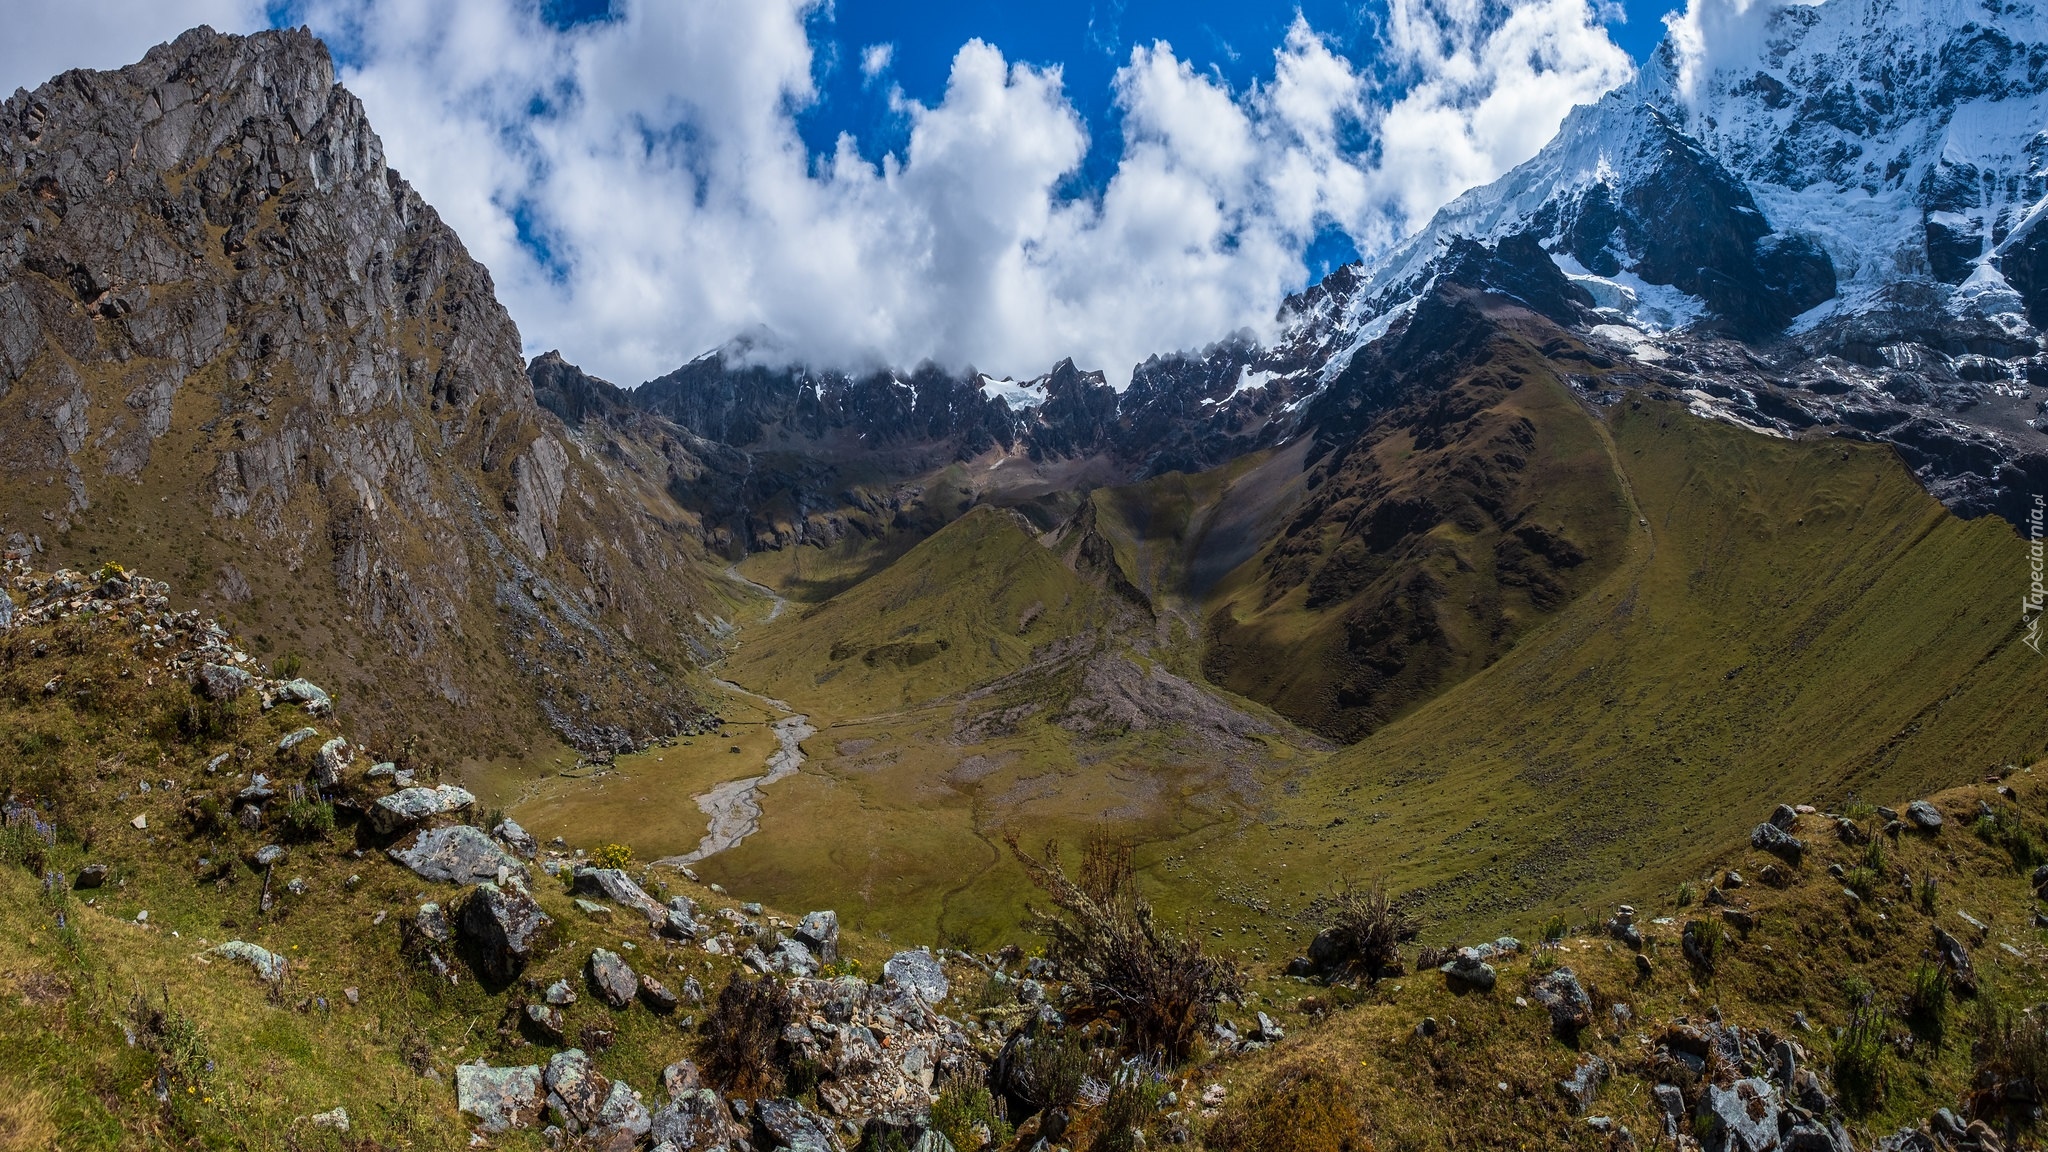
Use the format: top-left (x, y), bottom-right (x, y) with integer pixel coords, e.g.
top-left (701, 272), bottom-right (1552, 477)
top-left (534, 0), bottom-right (1679, 285)
top-left (0, 0), bottom-right (1671, 382)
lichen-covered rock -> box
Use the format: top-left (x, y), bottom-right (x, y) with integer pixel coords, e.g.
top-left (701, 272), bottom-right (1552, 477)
top-left (275, 679), bottom-right (333, 716)
top-left (195, 663), bottom-right (253, 701)
top-left (588, 948), bottom-right (637, 1009)
top-left (493, 818), bottom-right (539, 859)
top-left (1530, 968), bottom-right (1594, 1037)
top-left (313, 737), bottom-right (351, 787)
top-left (389, 825), bottom-right (526, 885)
top-left (640, 974), bottom-right (679, 1013)
top-left (459, 882), bottom-right (554, 983)
top-left (213, 940), bottom-right (287, 984)
top-left (368, 785), bottom-right (476, 834)
top-left (1750, 822), bottom-right (1805, 865)
top-left (755, 1097), bottom-right (843, 1152)
top-left (573, 867), bottom-right (665, 925)
top-left (456, 1063), bottom-right (543, 1133)
top-left (277, 727), bottom-right (319, 754)
top-left (1905, 800), bottom-right (1944, 831)
top-left (796, 910), bottom-right (840, 962)
top-left (883, 949), bottom-right (948, 1003)
top-left (651, 1086), bottom-right (743, 1149)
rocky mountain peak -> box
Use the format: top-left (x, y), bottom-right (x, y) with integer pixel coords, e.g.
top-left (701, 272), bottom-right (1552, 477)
top-left (0, 27), bottom-right (721, 755)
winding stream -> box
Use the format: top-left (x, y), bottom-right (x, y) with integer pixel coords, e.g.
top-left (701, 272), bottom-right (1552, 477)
top-left (658, 712), bottom-right (815, 867)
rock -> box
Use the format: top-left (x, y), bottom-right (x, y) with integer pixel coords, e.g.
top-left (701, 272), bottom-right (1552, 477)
top-left (1904, 801), bottom-right (1943, 830)
top-left (130, 814), bottom-right (148, 831)
top-left (546, 978), bottom-right (578, 1006)
top-left (640, 974), bottom-right (679, 1013)
top-left (575, 899), bottom-right (614, 919)
top-left (1440, 947), bottom-right (1497, 992)
top-left (213, 941), bottom-right (287, 984)
top-left (1653, 1084), bottom-right (1686, 1139)
top-left (660, 1061), bottom-right (701, 1098)
top-left (526, 1003), bottom-right (566, 1042)
top-left (195, 663), bottom-right (254, 701)
top-left (589, 948), bottom-right (638, 1008)
top-left (238, 775), bottom-right (277, 804)
top-left (1698, 1079), bottom-right (1781, 1152)
top-left (1769, 804), bottom-right (1799, 830)
top-left (455, 1066), bottom-right (544, 1136)
top-left (409, 902), bottom-right (453, 946)
top-left (2033, 863), bottom-right (2048, 891)
top-left (773, 937), bottom-right (819, 977)
top-left (276, 679), bottom-right (333, 716)
top-left (313, 737), bottom-right (352, 787)
top-left (652, 1087), bottom-right (742, 1150)
top-left (309, 1106), bottom-right (350, 1132)
top-left (493, 818), bottom-right (539, 859)
top-left (574, 867), bottom-right (666, 925)
top-left (75, 864), bottom-right (109, 889)
top-left (1635, 953), bottom-right (1654, 979)
top-left (1530, 968), bottom-right (1594, 1037)
top-left (661, 907), bottom-right (701, 941)
top-left (884, 949), bottom-right (950, 1002)
top-left (1750, 822), bottom-right (1805, 865)
top-left (796, 910), bottom-right (840, 962)
top-left (1558, 1055), bottom-right (1609, 1114)
top-left (755, 1096), bottom-right (842, 1152)
top-left (1254, 1011), bottom-right (1285, 1042)
top-left (1933, 927), bottom-right (1978, 994)
top-left (389, 825), bottom-right (527, 885)
top-left (254, 844), bottom-right (286, 867)
top-left (368, 785), bottom-right (476, 834)
top-left (544, 1048), bottom-right (610, 1127)
top-left (459, 883), bottom-right (555, 983)
top-left (277, 727), bottom-right (319, 753)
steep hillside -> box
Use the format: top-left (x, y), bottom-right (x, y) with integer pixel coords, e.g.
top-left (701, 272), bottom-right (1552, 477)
top-left (0, 29), bottom-right (726, 760)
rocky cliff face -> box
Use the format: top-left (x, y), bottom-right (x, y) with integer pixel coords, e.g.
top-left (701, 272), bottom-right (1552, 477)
top-left (0, 27), bottom-right (721, 756)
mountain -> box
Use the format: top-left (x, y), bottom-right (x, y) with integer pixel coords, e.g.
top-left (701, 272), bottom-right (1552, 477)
top-left (0, 28), bottom-right (729, 758)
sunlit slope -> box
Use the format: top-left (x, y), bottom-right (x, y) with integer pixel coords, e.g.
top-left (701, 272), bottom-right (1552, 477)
top-left (1197, 329), bottom-right (1634, 743)
top-left (726, 505), bottom-right (1120, 716)
top-left (1214, 394), bottom-right (2048, 930)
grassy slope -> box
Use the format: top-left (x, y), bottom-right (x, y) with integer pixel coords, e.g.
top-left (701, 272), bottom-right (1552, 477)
top-left (1166, 394), bottom-right (2048, 941)
top-left (1203, 771), bottom-right (2048, 1151)
top-left (0, 597), bottom-right (857, 1150)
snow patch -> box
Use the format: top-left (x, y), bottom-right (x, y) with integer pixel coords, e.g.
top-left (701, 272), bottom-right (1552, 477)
top-left (979, 375), bottom-right (1048, 410)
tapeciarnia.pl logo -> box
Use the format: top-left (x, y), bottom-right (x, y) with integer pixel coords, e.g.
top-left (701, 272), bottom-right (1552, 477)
top-left (2028, 493), bottom-right (2045, 654)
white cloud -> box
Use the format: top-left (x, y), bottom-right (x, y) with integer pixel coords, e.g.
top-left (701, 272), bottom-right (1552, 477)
top-left (9, 0), bottom-right (1639, 387)
top-left (0, 0), bottom-right (266, 96)
top-left (859, 42), bottom-right (893, 79)
top-left (1660, 0), bottom-right (1816, 104)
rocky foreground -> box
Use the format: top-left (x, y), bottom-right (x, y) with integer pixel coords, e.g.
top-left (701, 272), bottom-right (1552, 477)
top-left (0, 558), bottom-right (2044, 1151)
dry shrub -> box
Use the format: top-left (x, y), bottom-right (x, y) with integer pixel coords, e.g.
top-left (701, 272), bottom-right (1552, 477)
top-left (1008, 836), bottom-right (1244, 1063)
top-left (1309, 880), bottom-right (1418, 981)
top-left (701, 973), bottom-right (792, 1096)
top-left (1204, 1065), bottom-right (1372, 1152)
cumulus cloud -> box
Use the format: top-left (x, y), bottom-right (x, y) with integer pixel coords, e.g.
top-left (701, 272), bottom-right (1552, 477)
top-left (860, 42), bottom-right (894, 80)
top-left (11, 0), bottom-right (1640, 386)
top-left (1660, 0), bottom-right (1813, 103)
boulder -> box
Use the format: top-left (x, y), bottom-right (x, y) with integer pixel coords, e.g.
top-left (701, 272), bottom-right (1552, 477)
top-left (545, 978), bottom-right (578, 1006)
top-left (276, 678), bottom-right (332, 716)
top-left (493, 818), bottom-right (539, 859)
top-left (755, 1097), bottom-right (842, 1152)
top-left (652, 1087), bottom-right (743, 1150)
top-left (277, 727), bottom-right (319, 753)
top-left (456, 1063), bottom-right (544, 1133)
top-left (1558, 1054), bottom-right (1609, 1114)
top-left (253, 844), bottom-right (286, 867)
top-left (574, 867), bottom-right (666, 925)
top-left (1530, 968), bottom-right (1594, 1037)
top-left (74, 863), bottom-right (108, 889)
top-left (1440, 947), bottom-right (1496, 992)
top-left (589, 948), bottom-right (638, 1008)
top-left (883, 949), bottom-right (949, 1003)
top-left (195, 663), bottom-right (254, 701)
top-left (526, 1003), bottom-right (566, 1042)
top-left (544, 1049), bottom-right (611, 1127)
top-left (459, 882), bottom-right (554, 983)
top-left (313, 737), bottom-right (352, 787)
top-left (389, 825), bottom-right (527, 885)
top-left (1905, 801), bottom-right (1944, 831)
top-left (640, 974), bottom-right (680, 1013)
top-left (368, 785), bottom-right (476, 834)
top-left (1697, 1078), bottom-right (1780, 1152)
top-left (1933, 927), bottom-right (1977, 995)
top-left (773, 938), bottom-right (819, 977)
top-left (795, 911), bottom-right (840, 962)
top-left (412, 902), bottom-right (453, 945)
top-left (213, 940), bottom-right (287, 984)
top-left (1750, 822), bottom-right (1805, 865)
top-left (1769, 804), bottom-right (1799, 830)
top-left (588, 1080), bottom-right (653, 1152)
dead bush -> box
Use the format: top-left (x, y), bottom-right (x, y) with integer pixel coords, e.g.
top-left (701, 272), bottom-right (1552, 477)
top-left (1007, 836), bottom-right (1244, 1064)
top-left (700, 973), bottom-right (792, 1097)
